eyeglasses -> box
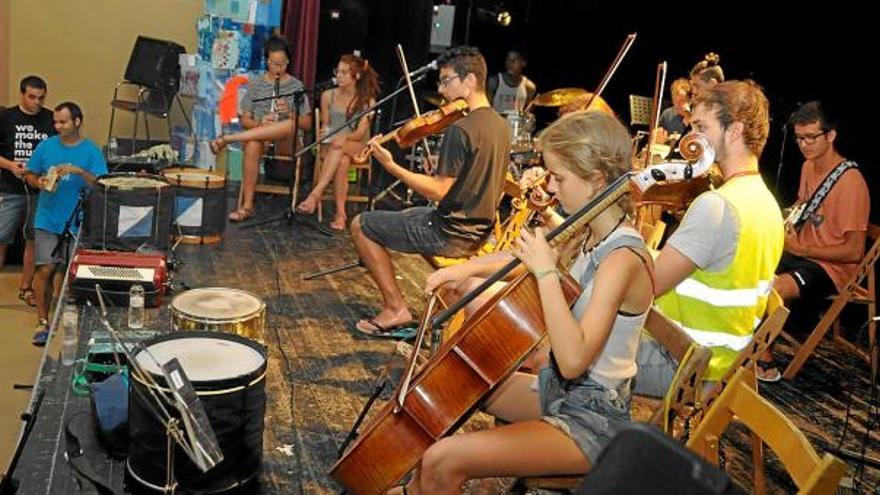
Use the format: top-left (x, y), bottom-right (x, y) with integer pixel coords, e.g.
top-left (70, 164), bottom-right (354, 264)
top-left (267, 59), bottom-right (289, 68)
top-left (332, 67), bottom-right (351, 77)
top-left (794, 130), bottom-right (829, 144)
top-left (437, 74), bottom-right (460, 89)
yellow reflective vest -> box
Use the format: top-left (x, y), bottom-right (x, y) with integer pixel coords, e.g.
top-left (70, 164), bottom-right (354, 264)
top-left (656, 175), bottom-right (784, 381)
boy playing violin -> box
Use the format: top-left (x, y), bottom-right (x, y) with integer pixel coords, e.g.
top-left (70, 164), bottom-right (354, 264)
top-left (349, 46), bottom-right (509, 338)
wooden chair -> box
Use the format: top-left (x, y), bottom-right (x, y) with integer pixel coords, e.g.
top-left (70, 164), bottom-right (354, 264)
top-left (701, 288), bottom-right (790, 409)
top-left (783, 223), bottom-right (880, 380)
top-left (312, 107), bottom-right (374, 222)
top-left (687, 368), bottom-right (846, 495)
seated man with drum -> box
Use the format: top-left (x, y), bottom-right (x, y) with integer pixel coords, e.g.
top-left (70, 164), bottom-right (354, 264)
top-left (25, 102), bottom-right (106, 346)
top-left (350, 46), bottom-right (509, 337)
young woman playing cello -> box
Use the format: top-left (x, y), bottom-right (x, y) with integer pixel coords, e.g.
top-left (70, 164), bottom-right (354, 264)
top-left (403, 110), bottom-right (654, 493)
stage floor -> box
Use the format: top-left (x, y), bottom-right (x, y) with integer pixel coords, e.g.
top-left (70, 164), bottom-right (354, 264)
top-left (11, 193), bottom-right (879, 494)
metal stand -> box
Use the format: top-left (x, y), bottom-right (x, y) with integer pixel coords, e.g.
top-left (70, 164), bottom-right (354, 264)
top-left (240, 87), bottom-right (334, 236)
top-left (164, 419), bottom-right (181, 494)
top-left (303, 260), bottom-right (363, 281)
top-left (0, 391), bottom-right (46, 494)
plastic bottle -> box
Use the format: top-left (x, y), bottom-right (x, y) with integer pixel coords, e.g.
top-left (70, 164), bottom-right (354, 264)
top-left (129, 285), bottom-right (145, 329)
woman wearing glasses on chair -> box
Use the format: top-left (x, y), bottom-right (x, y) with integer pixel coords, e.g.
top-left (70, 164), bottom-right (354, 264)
top-left (295, 54), bottom-right (380, 231)
top-left (211, 36), bottom-right (312, 222)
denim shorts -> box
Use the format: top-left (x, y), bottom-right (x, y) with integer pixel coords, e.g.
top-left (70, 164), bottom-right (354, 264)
top-left (0, 192), bottom-right (36, 243)
top-left (34, 228), bottom-right (74, 266)
top-left (359, 206), bottom-right (476, 258)
top-left (538, 366), bottom-right (632, 464)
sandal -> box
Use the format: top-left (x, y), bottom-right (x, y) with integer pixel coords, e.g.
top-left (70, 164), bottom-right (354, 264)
top-left (228, 207), bottom-right (254, 222)
top-left (354, 319), bottom-right (417, 339)
top-left (295, 195), bottom-right (318, 215)
top-left (756, 358), bottom-right (782, 383)
top-left (329, 216), bottom-right (347, 231)
top-left (18, 287), bottom-right (36, 307)
top-left (209, 136), bottom-right (227, 155)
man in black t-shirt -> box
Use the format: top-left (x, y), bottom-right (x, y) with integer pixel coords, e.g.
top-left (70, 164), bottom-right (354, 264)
top-left (350, 47), bottom-right (510, 336)
top-left (0, 75), bottom-right (55, 306)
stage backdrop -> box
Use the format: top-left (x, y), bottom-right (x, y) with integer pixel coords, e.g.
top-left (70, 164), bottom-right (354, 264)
top-left (4, 0), bottom-right (201, 145)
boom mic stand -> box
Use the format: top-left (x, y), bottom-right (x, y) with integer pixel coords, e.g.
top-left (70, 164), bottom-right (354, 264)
top-left (242, 83), bottom-right (333, 235)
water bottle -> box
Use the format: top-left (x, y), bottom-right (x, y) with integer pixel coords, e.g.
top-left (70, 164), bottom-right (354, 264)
top-left (108, 137), bottom-right (118, 158)
top-left (129, 284), bottom-right (145, 329)
top-left (61, 301), bottom-right (79, 366)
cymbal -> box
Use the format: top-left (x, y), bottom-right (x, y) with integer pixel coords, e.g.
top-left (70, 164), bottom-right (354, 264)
top-left (558, 92), bottom-right (615, 116)
top-left (421, 91), bottom-right (445, 107)
top-left (530, 88), bottom-right (589, 107)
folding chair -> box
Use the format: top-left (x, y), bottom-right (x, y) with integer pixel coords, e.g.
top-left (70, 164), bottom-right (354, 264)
top-left (782, 223), bottom-right (879, 380)
top-left (687, 368), bottom-right (846, 495)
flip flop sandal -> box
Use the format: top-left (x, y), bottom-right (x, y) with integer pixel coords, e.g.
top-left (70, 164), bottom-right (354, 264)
top-left (756, 359), bottom-right (782, 383)
top-left (354, 319), bottom-right (417, 339)
top-left (18, 287), bottom-right (36, 307)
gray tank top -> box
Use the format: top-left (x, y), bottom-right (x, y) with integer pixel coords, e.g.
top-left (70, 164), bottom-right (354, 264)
top-left (327, 89), bottom-right (358, 134)
top-left (492, 72), bottom-right (528, 114)
top-left (566, 226), bottom-right (651, 389)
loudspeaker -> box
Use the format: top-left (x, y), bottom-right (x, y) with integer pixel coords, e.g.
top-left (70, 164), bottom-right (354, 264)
top-left (575, 424), bottom-right (747, 495)
top-left (429, 5), bottom-right (455, 53)
top-left (124, 36), bottom-right (185, 93)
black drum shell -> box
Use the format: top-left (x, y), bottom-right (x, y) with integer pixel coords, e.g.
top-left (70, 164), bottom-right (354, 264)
top-left (82, 173), bottom-right (174, 252)
top-left (126, 332), bottom-right (267, 493)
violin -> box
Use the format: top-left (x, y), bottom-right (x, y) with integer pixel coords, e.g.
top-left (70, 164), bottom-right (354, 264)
top-left (636, 133), bottom-right (722, 211)
top-left (355, 99), bottom-right (469, 162)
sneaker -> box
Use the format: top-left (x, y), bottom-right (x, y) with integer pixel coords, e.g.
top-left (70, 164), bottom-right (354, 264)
top-left (32, 319), bottom-right (49, 347)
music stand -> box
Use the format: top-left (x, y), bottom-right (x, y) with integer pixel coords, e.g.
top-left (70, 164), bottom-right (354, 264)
top-left (629, 94), bottom-right (653, 127)
top-left (93, 286), bottom-right (222, 493)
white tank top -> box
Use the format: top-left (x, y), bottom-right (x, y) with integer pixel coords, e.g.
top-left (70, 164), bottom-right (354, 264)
top-left (492, 72), bottom-right (529, 114)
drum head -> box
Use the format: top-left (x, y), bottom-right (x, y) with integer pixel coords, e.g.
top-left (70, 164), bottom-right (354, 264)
top-left (98, 173), bottom-right (169, 189)
top-left (135, 331), bottom-right (265, 385)
top-left (172, 287), bottom-right (263, 320)
top-left (163, 167), bottom-right (225, 188)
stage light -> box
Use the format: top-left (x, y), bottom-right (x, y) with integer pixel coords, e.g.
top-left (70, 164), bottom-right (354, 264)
top-left (475, 4), bottom-right (512, 27)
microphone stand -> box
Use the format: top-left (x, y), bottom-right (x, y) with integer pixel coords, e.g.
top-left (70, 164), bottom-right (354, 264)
top-left (244, 76), bottom-right (426, 235)
top-left (242, 84), bottom-right (333, 235)
top-left (774, 121), bottom-right (790, 194)
top-left (51, 189), bottom-right (86, 262)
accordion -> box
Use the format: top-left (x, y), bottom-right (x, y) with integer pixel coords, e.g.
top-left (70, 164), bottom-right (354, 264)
top-left (68, 249), bottom-right (168, 307)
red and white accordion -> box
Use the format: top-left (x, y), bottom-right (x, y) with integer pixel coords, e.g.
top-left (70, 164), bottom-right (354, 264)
top-left (68, 249), bottom-right (168, 307)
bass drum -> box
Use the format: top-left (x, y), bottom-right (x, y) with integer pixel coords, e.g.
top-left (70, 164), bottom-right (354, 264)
top-left (127, 332), bottom-right (267, 494)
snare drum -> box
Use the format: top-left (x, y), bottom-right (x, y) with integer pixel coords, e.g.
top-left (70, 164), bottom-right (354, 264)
top-left (162, 167), bottom-right (227, 244)
top-left (127, 332), bottom-right (266, 493)
top-left (171, 287), bottom-right (265, 341)
top-left (505, 112), bottom-right (536, 147)
top-left (81, 173), bottom-right (173, 252)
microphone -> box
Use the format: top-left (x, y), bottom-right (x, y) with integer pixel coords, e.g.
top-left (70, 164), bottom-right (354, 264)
top-left (783, 101), bottom-right (803, 129)
top-left (314, 77), bottom-right (338, 92)
top-left (406, 57), bottom-right (440, 79)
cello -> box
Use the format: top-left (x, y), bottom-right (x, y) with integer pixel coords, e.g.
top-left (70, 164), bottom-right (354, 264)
top-left (329, 133), bottom-right (715, 495)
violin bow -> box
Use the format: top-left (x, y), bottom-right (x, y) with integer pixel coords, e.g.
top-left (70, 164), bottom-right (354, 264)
top-left (582, 32), bottom-right (637, 111)
top-left (396, 44), bottom-right (437, 172)
top-left (394, 293), bottom-right (438, 413)
top-left (643, 61), bottom-right (668, 170)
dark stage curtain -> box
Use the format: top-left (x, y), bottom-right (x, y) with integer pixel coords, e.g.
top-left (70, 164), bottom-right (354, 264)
top-left (283, 0), bottom-right (320, 87)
